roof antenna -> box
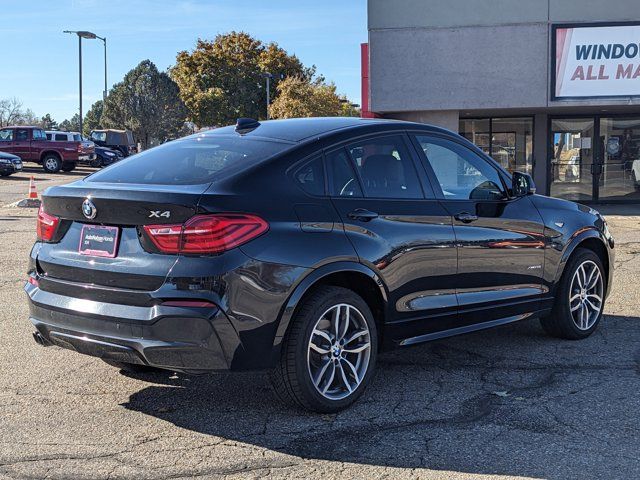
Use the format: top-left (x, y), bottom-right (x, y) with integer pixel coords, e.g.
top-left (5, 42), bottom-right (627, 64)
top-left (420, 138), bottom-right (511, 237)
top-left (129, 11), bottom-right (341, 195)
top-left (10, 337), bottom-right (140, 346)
top-left (235, 118), bottom-right (261, 135)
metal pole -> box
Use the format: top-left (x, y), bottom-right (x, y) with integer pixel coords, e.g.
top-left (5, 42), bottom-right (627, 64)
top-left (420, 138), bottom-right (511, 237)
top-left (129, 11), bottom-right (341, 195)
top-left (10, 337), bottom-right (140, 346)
top-left (266, 75), bottom-right (270, 120)
top-left (78, 35), bottom-right (83, 135)
top-left (103, 37), bottom-right (107, 101)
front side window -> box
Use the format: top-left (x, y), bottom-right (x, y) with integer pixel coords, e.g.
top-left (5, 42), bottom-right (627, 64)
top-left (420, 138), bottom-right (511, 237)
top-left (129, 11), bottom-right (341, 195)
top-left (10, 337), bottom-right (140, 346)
top-left (346, 136), bottom-right (423, 199)
top-left (294, 156), bottom-right (325, 196)
top-left (415, 135), bottom-right (506, 201)
top-left (0, 129), bottom-right (13, 141)
top-left (326, 148), bottom-right (362, 197)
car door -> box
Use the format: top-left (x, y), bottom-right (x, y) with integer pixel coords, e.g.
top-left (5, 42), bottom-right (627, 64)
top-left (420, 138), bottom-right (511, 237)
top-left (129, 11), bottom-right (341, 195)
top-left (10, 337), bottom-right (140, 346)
top-left (0, 128), bottom-right (16, 155)
top-left (326, 133), bottom-right (458, 344)
top-left (411, 133), bottom-right (546, 326)
top-left (13, 128), bottom-right (32, 159)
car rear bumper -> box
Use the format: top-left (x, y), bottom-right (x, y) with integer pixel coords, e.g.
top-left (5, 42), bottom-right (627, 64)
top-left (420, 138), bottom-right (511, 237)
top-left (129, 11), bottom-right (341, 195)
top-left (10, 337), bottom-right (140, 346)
top-left (26, 283), bottom-right (238, 372)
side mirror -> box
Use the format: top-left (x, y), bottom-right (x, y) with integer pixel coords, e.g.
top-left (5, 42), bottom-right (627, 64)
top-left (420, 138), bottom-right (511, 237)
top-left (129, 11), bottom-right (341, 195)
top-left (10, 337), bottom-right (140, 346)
top-left (512, 171), bottom-right (536, 197)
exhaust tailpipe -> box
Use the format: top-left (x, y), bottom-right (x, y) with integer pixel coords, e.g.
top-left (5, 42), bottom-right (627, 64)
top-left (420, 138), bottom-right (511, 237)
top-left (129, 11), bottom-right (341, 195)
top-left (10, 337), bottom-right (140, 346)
top-left (32, 331), bottom-right (48, 346)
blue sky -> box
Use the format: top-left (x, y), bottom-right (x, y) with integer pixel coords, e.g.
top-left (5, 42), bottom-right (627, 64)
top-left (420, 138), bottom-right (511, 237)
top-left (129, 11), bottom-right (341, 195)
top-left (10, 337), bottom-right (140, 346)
top-left (0, 0), bottom-right (367, 122)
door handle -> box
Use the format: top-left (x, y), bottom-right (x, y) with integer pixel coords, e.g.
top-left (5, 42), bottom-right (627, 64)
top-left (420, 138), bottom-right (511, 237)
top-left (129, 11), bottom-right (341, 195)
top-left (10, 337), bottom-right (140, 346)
top-left (454, 212), bottom-right (478, 223)
top-left (348, 208), bottom-right (379, 222)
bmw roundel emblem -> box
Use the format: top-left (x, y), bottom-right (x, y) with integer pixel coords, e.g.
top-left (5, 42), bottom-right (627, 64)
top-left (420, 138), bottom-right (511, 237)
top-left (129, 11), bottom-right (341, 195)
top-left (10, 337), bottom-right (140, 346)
top-left (82, 198), bottom-right (97, 220)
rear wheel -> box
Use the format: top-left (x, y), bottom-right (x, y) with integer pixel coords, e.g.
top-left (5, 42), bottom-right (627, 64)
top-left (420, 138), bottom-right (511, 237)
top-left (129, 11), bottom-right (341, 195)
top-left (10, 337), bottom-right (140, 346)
top-left (42, 154), bottom-right (62, 173)
top-left (90, 157), bottom-right (102, 168)
top-left (61, 163), bottom-right (76, 172)
top-left (270, 286), bottom-right (377, 413)
top-left (540, 248), bottom-right (605, 339)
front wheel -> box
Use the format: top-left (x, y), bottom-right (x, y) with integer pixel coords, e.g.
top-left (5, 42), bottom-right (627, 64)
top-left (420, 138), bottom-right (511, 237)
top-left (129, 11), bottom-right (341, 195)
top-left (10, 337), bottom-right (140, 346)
top-left (540, 248), bottom-right (605, 339)
top-left (270, 286), bottom-right (378, 413)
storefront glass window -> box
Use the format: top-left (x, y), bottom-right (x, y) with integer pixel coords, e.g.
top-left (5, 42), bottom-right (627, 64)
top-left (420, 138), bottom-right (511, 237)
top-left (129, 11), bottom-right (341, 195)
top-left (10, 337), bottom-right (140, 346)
top-left (599, 117), bottom-right (640, 201)
top-left (550, 118), bottom-right (595, 202)
top-left (459, 117), bottom-right (533, 175)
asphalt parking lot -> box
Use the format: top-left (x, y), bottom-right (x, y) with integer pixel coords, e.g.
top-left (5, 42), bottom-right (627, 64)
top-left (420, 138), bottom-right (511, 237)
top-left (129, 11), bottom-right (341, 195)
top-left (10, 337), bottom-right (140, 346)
top-left (1, 169), bottom-right (639, 480)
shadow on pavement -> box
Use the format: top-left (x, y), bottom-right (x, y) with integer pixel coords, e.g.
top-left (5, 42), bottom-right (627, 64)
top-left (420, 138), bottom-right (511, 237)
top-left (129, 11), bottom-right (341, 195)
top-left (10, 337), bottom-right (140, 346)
top-left (121, 314), bottom-right (640, 479)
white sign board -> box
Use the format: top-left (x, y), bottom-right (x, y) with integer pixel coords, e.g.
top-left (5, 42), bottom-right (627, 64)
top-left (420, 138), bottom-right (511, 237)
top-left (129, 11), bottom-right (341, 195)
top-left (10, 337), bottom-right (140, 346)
top-left (554, 24), bottom-right (640, 98)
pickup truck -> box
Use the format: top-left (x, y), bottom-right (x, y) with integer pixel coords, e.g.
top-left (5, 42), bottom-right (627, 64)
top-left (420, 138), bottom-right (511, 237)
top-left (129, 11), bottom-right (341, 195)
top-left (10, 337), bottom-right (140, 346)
top-left (0, 126), bottom-right (96, 173)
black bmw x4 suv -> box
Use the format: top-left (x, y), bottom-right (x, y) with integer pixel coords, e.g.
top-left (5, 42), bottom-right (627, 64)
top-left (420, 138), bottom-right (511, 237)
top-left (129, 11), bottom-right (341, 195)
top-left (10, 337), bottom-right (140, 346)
top-left (27, 117), bottom-right (614, 412)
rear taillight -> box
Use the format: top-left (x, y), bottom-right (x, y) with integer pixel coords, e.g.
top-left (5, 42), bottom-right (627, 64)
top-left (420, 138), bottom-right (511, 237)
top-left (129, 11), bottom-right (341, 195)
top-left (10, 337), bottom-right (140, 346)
top-left (36, 205), bottom-right (60, 242)
top-left (143, 214), bottom-right (268, 254)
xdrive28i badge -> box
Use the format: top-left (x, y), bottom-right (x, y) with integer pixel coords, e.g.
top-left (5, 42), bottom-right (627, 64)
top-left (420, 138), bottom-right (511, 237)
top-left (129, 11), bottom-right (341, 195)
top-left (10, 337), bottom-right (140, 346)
top-left (82, 198), bottom-right (97, 220)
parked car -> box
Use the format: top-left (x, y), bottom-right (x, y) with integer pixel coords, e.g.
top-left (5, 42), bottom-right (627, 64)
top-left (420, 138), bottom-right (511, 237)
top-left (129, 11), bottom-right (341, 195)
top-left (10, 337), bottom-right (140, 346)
top-left (27, 117), bottom-right (614, 412)
top-left (94, 145), bottom-right (124, 167)
top-left (90, 129), bottom-right (137, 157)
top-left (0, 151), bottom-right (22, 177)
top-left (0, 126), bottom-right (95, 173)
top-left (45, 130), bottom-right (98, 167)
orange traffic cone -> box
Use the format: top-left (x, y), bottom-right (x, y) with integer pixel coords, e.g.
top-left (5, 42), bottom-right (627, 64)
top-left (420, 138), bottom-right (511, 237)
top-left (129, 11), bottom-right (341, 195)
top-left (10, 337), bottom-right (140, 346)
top-left (28, 176), bottom-right (38, 199)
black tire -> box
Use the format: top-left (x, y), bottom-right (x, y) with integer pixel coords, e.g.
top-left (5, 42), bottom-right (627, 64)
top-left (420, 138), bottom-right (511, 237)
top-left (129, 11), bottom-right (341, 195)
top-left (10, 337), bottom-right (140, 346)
top-left (102, 359), bottom-right (158, 373)
top-left (540, 248), bottom-right (606, 340)
top-left (269, 286), bottom-right (378, 413)
top-left (42, 154), bottom-right (62, 173)
top-left (61, 163), bottom-right (76, 172)
top-left (0, 172), bottom-right (11, 177)
top-left (632, 171), bottom-right (640, 190)
top-left (90, 157), bottom-right (102, 168)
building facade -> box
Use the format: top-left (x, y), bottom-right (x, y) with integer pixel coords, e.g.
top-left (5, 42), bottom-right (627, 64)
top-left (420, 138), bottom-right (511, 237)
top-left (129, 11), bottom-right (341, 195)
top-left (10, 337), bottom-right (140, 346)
top-left (364, 0), bottom-right (640, 203)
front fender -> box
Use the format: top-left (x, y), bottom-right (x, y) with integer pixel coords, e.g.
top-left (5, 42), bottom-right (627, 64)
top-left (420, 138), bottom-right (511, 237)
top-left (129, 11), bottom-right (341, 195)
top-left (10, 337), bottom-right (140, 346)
top-left (553, 227), bottom-right (613, 296)
top-left (270, 261), bottom-right (388, 361)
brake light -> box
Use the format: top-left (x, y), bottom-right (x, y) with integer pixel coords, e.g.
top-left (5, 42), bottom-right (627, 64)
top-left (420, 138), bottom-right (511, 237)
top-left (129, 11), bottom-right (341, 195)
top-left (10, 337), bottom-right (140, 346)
top-left (36, 205), bottom-right (60, 242)
top-left (143, 214), bottom-right (268, 254)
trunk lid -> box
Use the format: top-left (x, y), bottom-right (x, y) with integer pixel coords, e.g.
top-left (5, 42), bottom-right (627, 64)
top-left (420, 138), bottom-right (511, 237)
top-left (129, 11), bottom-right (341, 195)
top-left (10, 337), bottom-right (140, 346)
top-left (37, 180), bottom-right (210, 291)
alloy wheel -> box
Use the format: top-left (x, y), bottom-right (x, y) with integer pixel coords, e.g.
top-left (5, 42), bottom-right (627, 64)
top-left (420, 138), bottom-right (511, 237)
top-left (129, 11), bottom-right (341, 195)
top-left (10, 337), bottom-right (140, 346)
top-left (45, 158), bottom-right (58, 171)
top-left (569, 260), bottom-right (603, 330)
top-left (307, 303), bottom-right (371, 401)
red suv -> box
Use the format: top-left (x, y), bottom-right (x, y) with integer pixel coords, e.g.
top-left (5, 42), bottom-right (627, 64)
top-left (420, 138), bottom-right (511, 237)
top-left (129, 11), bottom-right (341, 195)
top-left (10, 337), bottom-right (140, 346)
top-left (0, 126), bottom-right (95, 173)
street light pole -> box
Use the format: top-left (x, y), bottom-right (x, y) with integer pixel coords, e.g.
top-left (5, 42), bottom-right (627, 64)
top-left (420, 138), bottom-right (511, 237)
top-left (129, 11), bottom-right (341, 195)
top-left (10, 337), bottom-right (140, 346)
top-left (95, 35), bottom-right (107, 102)
top-left (63, 30), bottom-right (107, 133)
top-left (262, 72), bottom-right (273, 120)
top-left (78, 35), bottom-right (83, 134)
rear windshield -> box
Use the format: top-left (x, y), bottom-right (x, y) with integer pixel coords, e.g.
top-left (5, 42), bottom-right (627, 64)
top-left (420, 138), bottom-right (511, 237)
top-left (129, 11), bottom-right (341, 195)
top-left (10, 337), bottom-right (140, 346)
top-left (87, 135), bottom-right (291, 185)
top-left (73, 134), bottom-right (82, 141)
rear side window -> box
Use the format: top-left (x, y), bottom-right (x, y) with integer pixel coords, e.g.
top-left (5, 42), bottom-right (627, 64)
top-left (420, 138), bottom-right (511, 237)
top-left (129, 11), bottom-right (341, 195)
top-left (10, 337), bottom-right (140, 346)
top-left (326, 148), bottom-right (363, 197)
top-left (294, 156), bottom-right (325, 196)
top-left (54, 134), bottom-right (67, 141)
top-left (346, 135), bottom-right (424, 199)
top-left (87, 135), bottom-right (291, 185)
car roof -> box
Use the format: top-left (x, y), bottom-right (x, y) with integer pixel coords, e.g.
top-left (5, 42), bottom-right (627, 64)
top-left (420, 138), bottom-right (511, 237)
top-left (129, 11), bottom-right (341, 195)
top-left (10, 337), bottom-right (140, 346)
top-left (198, 117), bottom-right (451, 143)
top-left (4, 125), bottom-right (39, 129)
